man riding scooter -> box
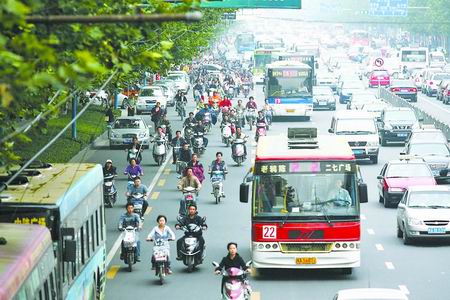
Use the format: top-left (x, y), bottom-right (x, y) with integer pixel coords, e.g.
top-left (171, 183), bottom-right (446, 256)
top-left (118, 203), bottom-right (142, 262)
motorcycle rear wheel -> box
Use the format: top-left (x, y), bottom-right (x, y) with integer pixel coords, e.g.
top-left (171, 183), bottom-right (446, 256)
top-left (159, 267), bottom-right (165, 285)
top-left (127, 253), bottom-right (134, 272)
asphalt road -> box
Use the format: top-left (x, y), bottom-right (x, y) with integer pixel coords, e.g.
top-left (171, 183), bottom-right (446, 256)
top-left (73, 58), bottom-right (450, 300)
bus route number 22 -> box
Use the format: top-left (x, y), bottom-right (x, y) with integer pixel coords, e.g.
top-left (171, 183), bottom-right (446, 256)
top-left (262, 225), bottom-right (277, 239)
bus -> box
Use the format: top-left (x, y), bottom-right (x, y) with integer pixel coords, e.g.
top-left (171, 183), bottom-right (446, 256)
top-left (0, 163), bottom-right (106, 300)
top-left (264, 60), bottom-right (314, 120)
top-left (399, 47), bottom-right (429, 72)
top-left (235, 33), bottom-right (255, 54)
top-left (351, 30), bottom-right (369, 47)
top-left (293, 44), bottom-right (320, 58)
top-left (0, 224), bottom-right (57, 300)
top-left (256, 38), bottom-right (284, 50)
top-left (253, 48), bottom-right (283, 84)
top-left (239, 128), bottom-right (368, 274)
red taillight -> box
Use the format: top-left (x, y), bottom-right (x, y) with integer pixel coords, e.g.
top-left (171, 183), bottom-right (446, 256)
top-left (447, 90), bottom-right (450, 95)
top-left (409, 88), bottom-right (417, 93)
top-left (383, 179), bottom-right (388, 190)
top-left (429, 81), bottom-right (434, 85)
top-left (186, 195), bottom-right (193, 200)
top-left (391, 87), bottom-right (400, 92)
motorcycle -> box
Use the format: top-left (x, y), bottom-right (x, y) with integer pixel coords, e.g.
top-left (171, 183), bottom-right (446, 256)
top-left (232, 138), bottom-right (247, 166)
top-left (203, 112), bottom-right (212, 133)
top-left (127, 173), bottom-right (138, 188)
top-left (242, 84), bottom-right (250, 98)
top-left (103, 174), bottom-right (117, 208)
top-left (210, 170), bottom-right (226, 204)
top-left (128, 192), bottom-right (146, 219)
top-left (221, 122), bottom-right (233, 147)
top-left (193, 131), bottom-right (205, 155)
top-left (119, 226), bottom-right (139, 272)
top-left (149, 238), bottom-right (172, 285)
top-left (184, 125), bottom-right (195, 144)
top-left (212, 261), bottom-right (252, 300)
top-left (235, 110), bottom-right (245, 128)
top-left (152, 136), bottom-right (167, 166)
top-left (176, 102), bottom-right (186, 121)
top-left (179, 186), bottom-right (197, 216)
top-left (245, 109), bottom-right (256, 131)
top-left (255, 122), bottom-right (267, 142)
top-left (176, 215), bottom-right (207, 273)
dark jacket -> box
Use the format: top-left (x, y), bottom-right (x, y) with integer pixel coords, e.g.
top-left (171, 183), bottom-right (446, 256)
top-left (216, 253), bottom-right (248, 271)
top-left (171, 137), bottom-right (186, 148)
top-left (178, 214), bottom-right (206, 237)
top-left (103, 166), bottom-right (117, 177)
top-left (179, 148), bottom-right (192, 163)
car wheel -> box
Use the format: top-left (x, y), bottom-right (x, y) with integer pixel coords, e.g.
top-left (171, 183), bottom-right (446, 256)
top-left (370, 155), bottom-right (378, 164)
top-left (397, 223), bottom-right (403, 238)
top-left (136, 110), bottom-right (141, 115)
top-left (383, 191), bottom-right (392, 208)
top-left (379, 193), bottom-right (383, 203)
top-left (402, 223), bottom-right (412, 245)
top-left (380, 135), bottom-right (387, 146)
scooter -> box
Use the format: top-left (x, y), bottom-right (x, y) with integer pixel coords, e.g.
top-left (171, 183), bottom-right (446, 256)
top-left (149, 238), bottom-right (172, 285)
top-left (203, 112), bottom-right (212, 133)
top-left (127, 173), bottom-right (138, 188)
top-left (193, 131), bottom-right (205, 155)
top-left (212, 261), bottom-right (252, 300)
top-left (255, 122), bottom-right (267, 142)
top-left (179, 186), bottom-right (197, 216)
top-left (176, 216), bottom-right (207, 273)
top-left (119, 226), bottom-right (138, 272)
top-left (128, 192), bottom-right (146, 220)
top-left (221, 122), bottom-right (233, 147)
top-left (242, 84), bottom-right (250, 98)
top-left (232, 138), bottom-right (247, 166)
top-left (210, 170), bottom-right (226, 204)
top-left (245, 109), bottom-right (256, 131)
top-left (126, 146), bottom-right (142, 164)
top-left (184, 125), bottom-right (195, 144)
top-left (152, 136), bottom-right (167, 166)
top-left (103, 174), bottom-right (117, 208)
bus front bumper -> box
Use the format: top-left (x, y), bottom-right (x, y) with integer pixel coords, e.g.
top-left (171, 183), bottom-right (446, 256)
top-left (272, 105), bottom-right (313, 117)
top-left (252, 249), bottom-right (360, 269)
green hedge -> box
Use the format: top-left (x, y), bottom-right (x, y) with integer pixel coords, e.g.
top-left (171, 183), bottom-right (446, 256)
top-left (15, 106), bottom-right (111, 163)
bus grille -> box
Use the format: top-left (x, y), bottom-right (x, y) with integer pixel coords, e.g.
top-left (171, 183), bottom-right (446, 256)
top-left (280, 243), bottom-right (333, 253)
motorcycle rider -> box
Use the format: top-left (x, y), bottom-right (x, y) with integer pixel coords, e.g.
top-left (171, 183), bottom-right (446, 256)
top-left (262, 99), bottom-right (273, 124)
top-left (246, 96), bottom-right (258, 110)
top-left (126, 136), bottom-right (143, 164)
top-left (209, 152), bottom-right (228, 197)
top-left (126, 176), bottom-right (149, 218)
top-left (103, 159), bottom-right (117, 177)
top-left (175, 90), bottom-right (188, 106)
top-left (188, 153), bottom-right (205, 183)
top-left (256, 110), bottom-right (267, 125)
top-left (171, 130), bottom-right (186, 164)
top-left (191, 119), bottom-right (209, 149)
top-left (147, 215), bottom-right (176, 274)
top-left (175, 204), bottom-right (207, 261)
top-left (160, 114), bottom-right (173, 142)
top-left (231, 127), bottom-right (248, 158)
top-left (151, 102), bottom-right (165, 131)
top-left (235, 99), bottom-right (246, 127)
top-left (119, 203), bottom-right (142, 262)
top-left (215, 242), bottom-right (251, 295)
top-left (124, 157), bottom-right (144, 177)
top-left (183, 112), bottom-right (197, 128)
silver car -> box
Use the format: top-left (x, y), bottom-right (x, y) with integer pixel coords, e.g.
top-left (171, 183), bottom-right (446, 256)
top-left (136, 85), bottom-right (166, 114)
top-left (397, 185), bottom-right (450, 244)
top-left (313, 86), bottom-right (335, 110)
top-left (402, 141), bottom-right (450, 177)
top-left (109, 116), bottom-right (151, 149)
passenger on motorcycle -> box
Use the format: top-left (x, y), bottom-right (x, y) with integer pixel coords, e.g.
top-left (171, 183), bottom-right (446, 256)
top-left (147, 215), bottom-right (176, 274)
top-left (171, 130), bottom-right (186, 164)
top-left (126, 176), bottom-right (149, 217)
top-left (124, 158), bottom-right (144, 177)
top-left (231, 127), bottom-right (248, 157)
top-left (176, 204), bottom-right (207, 261)
top-left (119, 203), bottom-right (142, 261)
top-left (187, 153), bottom-right (205, 183)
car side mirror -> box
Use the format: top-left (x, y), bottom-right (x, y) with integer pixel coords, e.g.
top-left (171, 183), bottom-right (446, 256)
top-left (240, 183), bottom-right (249, 203)
top-left (376, 175), bottom-right (383, 180)
top-left (358, 182), bottom-right (368, 203)
top-left (328, 128), bottom-right (334, 133)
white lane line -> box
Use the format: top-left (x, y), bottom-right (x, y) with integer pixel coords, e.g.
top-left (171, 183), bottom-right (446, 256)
top-left (375, 243), bottom-right (384, 251)
top-left (106, 152), bottom-right (173, 267)
top-left (385, 261), bottom-right (395, 270)
top-left (360, 214), bottom-right (366, 220)
top-left (417, 95), bottom-right (450, 116)
top-left (398, 285), bottom-right (410, 295)
top-left (367, 228), bottom-right (375, 235)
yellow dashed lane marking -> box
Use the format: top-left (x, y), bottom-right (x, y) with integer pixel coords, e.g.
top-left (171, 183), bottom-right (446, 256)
top-left (145, 207), bottom-right (153, 215)
top-left (157, 179), bottom-right (166, 187)
top-left (251, 292), bottom-right (261, 300)
top-left (150, 192), bottom-right (160, 200)
top-left (163, 168), bottom-right (171, 175)
top-left (106, 265), bottom-right (120, 279)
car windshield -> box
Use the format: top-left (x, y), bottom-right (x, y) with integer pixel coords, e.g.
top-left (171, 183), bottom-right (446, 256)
top-left (408, 191), bottom-right (450, 208)
top-left (114, 119), bottom-right (142, 129)
top-left (384, 110), bottom-right (416, 121)
top-left (409, 143), bottom-right (450, 156)
top-left (433, 74), bottom-right (450, 81)
top-left (253, 172), bottom-right (359, 219)
top-left (167, 75), bottom-right (184, 81)
top-left (314, 88), bottom-right (332, 95)
top-left (372, 71), bottom-right (388, 76)
top-left (386, 163), bottom-right (432, 177)
top-left (140, 88), bottom-right (160, 97)
top-left (336, 119), bottom-right (376, 134)
top-left (410, 131), bottom-right (447, 143)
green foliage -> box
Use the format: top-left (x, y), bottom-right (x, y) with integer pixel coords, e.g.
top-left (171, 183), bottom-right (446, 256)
top-left (0, 0), bottom-right (226, 167)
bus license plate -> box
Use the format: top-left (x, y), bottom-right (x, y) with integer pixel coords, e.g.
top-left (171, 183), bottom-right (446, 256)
top-left (295, 257), bottom-right (316, 265)
top-left (428, 227), bottom-right (446, 234)
top-left (286, 109), bottom-right (295, 113)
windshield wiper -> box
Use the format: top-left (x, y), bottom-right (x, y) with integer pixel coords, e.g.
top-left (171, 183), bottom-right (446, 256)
top-left (281, 210), bottom-right (291, 227)
top-left (320, 205), bottom-right (333, 227)
top-left (428, 205), bottom-right (450, 209)
top-left (336, 131), bottom-right (355, 135)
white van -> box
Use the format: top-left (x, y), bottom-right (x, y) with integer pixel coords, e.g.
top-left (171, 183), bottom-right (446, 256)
top-left (329, 111), bottom-right (380, 164)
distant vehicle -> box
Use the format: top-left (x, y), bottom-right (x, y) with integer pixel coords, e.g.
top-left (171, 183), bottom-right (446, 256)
top-left (360, 101), bottom-right (390, 119)
top-left (0, 224), bottom-right (57, 300)
top-left (377, 158), bottom-right (436, 207)
top-left (351, 30), bottom-right (369, 47)
top-left (377, 107), bottom-right (421, 145)
top-left (407, 127), bottom-right (448, 145)
top-left (402, 141), bottom-right (450, 177)
top-left (166, 72), bottom-right (190, 93)
top-left (338, 81), bottom-right (365, 104)
top-left (399, 47), bottom-right (429, 74)
top-left (411, 68), bottom-right (424, 90)
top-left (313, 86), bottom-right (335, 110)
top-left (429, 51), bottom-right (447, 68)
top-left (0, 163), bottom-right (107, 299)
top-left (423, 73), bottom-right (450, 97)
top-left (334, 288), bottom-right (409, 300)
top-left (389, 79), bottom-right (418, 102)
top-left (443, 83), bottom-right (450, 104)
top-left (436, 79), bottom-right (450, 101)
top-left (109, 116), bottom-right (151, 149)
top-left (368, 70), bottom-right (390, 88)
top-left (421, 67), bottom-right (443, 91)
top-left (397, 185), bottom-right (450, 244)
top-left (347, 92), bottom-right (378, 110)
top-left (201, 64), bottom-right (223, 74)
top-left (252, 48), bottom-right (282, 84)
top-left (255, 37), bottom-right (284, 50)
top-left (153, 81), bottom-right (176, 107)
top-left (316, 75), bottom-right (338, 92)
top-left (235, 33), bottom-right (255, 53)
top-left (329, 111), bottom-right (380, 164)
top-left (136, 85), bottom-right (166, 114)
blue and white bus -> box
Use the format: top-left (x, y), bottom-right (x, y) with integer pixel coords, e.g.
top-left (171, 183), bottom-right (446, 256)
top-left (265, 60), bottom-right (314, 120)
top-left (0, 163), bottom-right (106, 300)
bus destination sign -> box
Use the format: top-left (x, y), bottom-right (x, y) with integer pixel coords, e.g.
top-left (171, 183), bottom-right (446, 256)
top-left (255, 162), bottom-right (356, 175)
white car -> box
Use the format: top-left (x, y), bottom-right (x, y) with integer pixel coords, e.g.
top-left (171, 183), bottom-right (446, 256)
top-left (166, 72), bottom-right (190, 93)
top-left (347, 93), bottom-right (378, 110)
top-left (334, 288), bottom-right (408, 300)
top-left (313, 86), bottom-right (336, 110)
top-left (108, 116), bottom-right (151, 149)
top-left (136, 85), bottom-right (166, 114)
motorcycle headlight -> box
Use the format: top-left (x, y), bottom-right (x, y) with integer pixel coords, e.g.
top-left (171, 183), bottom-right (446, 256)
top-left (407, 217), bottom-right (423, 226)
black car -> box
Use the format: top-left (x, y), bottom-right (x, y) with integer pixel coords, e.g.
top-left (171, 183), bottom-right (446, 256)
top-left (389, 79), bottom-right (418, 102)
top-left (377, 107), bottom-right (421, 145)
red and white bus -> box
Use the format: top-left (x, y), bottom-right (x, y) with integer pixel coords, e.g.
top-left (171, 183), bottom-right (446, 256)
top-left (351, 30), bottom-right (369, 47)
top-left (240, 128), bottom-right (368, 274)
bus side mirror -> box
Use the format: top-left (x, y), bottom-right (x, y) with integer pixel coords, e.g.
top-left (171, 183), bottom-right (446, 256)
top-left (240, 183), bottom-right (249, 203)
top-left (328, 128), bottom-right (334, 133)
top-left (358, 182), bottom-right (368, 203)
top-left (63, 240), bottom-right (77, 262)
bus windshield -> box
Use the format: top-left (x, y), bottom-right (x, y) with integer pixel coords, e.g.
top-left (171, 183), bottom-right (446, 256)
top-left (253, 173), bottom-right (359, 219)
top-left (401, 50), bottom-right (427, 62)
top-left (267, 69), bottom-right (312, 97)
top-left (254, 54), bottom-right (272, 68)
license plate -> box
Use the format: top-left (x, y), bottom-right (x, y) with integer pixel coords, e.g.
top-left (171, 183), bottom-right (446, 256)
top-left (353, 149), bottom-right (364, 154)
top-left (401, 89), bottom-right (409, 92)
top-left (319, 101), bottom-right (327, 106)
top-left (397, 133), bottom-right (408, 137)
top-left (428, 227), bottom-right (446, 234)
top-left (295, 257), bottom-right (316, 265)
top-left (124, 138), bottom-right (132, 144)
top-left (286, 109), bottom-right (295, 113)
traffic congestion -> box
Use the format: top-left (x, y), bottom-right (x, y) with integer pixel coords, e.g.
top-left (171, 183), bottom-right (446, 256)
top-left (2, 3), bottom-right (450, 300)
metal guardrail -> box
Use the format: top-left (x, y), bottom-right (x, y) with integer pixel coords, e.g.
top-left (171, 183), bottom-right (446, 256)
top-left (379, 88), bottom-right (450, 141)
